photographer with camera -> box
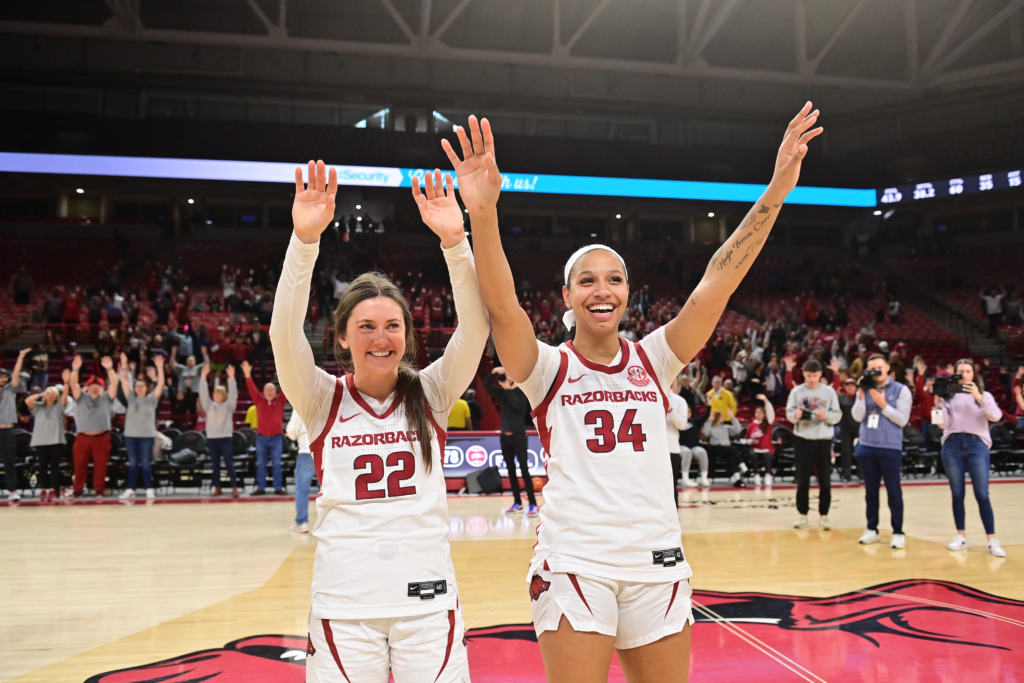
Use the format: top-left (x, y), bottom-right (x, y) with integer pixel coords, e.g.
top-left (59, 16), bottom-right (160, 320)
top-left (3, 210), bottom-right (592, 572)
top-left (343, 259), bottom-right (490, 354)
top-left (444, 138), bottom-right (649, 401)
top-left (851, 353), bottom-right (912, 549)
top-left (936, 359), bottom-right (1006, 557)
top-left (786, 359), bottom-right (842, 530)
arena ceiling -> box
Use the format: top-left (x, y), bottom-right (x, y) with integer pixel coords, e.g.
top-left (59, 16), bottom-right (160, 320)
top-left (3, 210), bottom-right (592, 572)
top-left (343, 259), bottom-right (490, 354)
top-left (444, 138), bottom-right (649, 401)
top-left (1, 0), bottom-right (1023, 123)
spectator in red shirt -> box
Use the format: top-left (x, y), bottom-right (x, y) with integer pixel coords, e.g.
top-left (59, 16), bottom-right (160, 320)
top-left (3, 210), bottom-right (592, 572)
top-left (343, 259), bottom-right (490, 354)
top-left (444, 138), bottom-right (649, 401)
top-left (226, 334), bottom-right (253, 377)
top-left (430, 295), bottom-right (444, 328)
top-left (1011, 366), bottom-right (1024, 430)
top-left (243, 360), bottom-right (287, 495)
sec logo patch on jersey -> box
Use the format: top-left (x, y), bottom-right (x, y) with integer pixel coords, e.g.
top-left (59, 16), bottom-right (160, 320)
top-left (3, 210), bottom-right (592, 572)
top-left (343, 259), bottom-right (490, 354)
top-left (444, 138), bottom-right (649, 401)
top-left (627, 366), bottom-right (650, 387)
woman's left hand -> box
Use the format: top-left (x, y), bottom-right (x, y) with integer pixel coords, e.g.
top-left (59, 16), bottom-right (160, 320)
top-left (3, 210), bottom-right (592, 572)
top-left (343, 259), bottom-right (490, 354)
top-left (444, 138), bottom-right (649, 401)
top-left (964, 381), bottom-right (984, 402)
top-left (412, 169), bottom-right (465, 249)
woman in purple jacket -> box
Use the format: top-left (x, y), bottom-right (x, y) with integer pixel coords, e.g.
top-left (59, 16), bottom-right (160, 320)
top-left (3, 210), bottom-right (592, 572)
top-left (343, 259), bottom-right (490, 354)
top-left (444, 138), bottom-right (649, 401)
top-left (938, 359), bottom-right (1006, 557)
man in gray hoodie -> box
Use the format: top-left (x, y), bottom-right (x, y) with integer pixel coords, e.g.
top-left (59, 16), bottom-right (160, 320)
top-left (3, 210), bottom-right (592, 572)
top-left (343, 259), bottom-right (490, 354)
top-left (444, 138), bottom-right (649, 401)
top-left (786, 359), bottom-right (842, 530)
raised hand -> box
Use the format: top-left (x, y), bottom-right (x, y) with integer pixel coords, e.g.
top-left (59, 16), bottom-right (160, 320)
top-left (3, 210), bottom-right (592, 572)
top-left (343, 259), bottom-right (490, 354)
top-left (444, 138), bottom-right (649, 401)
top-left (119, 352), bottom-right (129, 371)
top-left (412, 169), bottom-right (465, 249)
top-left (226, 364), bottom-right (235, 380)
top-left (18, 348), bottom-right (30, 359)
top-left (153, 354), bottom-right (165, 369)
top-left (100, 356), bottom-right (114, 371)
top-left (61, 368), bottom-right (70, 383)
top-left (771, 102), bottom-right (823, 195)
top-left (71, 355), bottom-right (82, 372)
top-left (441, 116), bottom-right (501, 213)
top-left (240, 360), bottom-right (252, 377)
top-left (292, 160), bottom-right (338, 245)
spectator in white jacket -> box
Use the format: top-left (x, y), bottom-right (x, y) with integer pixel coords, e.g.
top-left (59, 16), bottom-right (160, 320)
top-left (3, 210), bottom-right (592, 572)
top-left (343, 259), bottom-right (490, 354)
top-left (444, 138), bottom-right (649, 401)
top-left (286, 409), bottom-right (316, 533)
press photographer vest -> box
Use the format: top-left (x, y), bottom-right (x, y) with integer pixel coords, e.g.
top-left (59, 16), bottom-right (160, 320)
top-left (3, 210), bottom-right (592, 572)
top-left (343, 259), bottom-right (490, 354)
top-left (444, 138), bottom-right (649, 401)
top-left (859, 380), bottom-right (907, 451)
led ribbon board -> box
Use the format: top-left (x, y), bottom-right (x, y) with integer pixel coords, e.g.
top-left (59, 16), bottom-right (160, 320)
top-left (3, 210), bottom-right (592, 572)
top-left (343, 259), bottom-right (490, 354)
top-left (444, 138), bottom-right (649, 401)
top-left (0, 152), bottom-right (877, 207)
top-left (879, 169), bottom-right (1023, 205)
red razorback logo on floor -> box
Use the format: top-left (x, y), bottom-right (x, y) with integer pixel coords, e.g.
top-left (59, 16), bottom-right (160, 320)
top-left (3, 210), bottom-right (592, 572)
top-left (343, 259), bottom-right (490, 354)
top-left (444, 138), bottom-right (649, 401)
top-left (85, 580), bottom-right (1024, 682)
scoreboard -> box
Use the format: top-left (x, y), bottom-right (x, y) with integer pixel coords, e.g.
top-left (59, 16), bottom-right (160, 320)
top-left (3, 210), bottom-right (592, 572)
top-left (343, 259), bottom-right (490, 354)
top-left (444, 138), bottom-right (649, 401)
top-left (879, 169), bottom-right (1022, 205)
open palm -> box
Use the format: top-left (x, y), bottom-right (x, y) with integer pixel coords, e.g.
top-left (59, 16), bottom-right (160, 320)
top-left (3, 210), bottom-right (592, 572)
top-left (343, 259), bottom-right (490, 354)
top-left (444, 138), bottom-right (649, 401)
top-left (772, 102), bottom-right (823, 194)
top-left (441, 115), bottom-right (501, 212)
top-left (412, 169), bottom-right (465, 248)
top-left (292, 160), bottom-right (338, 245)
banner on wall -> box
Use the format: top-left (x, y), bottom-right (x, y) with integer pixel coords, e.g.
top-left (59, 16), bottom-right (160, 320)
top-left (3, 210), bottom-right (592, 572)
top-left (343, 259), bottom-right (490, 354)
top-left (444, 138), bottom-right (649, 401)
top-left (442, 431), bottom-right (547, 478)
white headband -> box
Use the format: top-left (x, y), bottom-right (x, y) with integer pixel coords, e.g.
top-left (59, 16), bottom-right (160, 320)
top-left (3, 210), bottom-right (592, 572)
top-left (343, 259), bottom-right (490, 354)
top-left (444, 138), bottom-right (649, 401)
top-left (561, 244), bottom-right (627, 331)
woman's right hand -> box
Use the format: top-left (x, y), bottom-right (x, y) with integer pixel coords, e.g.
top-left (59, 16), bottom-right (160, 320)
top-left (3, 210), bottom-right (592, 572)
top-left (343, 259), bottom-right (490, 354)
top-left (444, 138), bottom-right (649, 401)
top-left (441, 116), bottom-right (501, 213)
top-left (292, 160), bottom-right (338, 245)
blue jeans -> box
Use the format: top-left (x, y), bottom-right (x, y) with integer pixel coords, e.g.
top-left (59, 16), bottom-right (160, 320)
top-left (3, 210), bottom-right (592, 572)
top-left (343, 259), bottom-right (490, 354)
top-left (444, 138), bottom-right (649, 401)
top-left (295, 452), bottom-right (317, 524)
top-left (256, 434), bottom-right (283, 491)
top-left (940, 433), bottom-right (995, 535)
top-left (125, 437), bottom-right (154, 490)
top-left (854, 443), bottom-right (904, 534)
top-left (207, 437), bottom-right (237, 488)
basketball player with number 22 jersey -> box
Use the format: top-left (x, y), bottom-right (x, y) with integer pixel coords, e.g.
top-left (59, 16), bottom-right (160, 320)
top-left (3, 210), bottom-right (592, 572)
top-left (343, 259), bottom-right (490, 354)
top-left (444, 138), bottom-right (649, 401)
top-left (444, 105), bottom-right (823, 682)
top-left (271, 160), bottom-right (489, 683)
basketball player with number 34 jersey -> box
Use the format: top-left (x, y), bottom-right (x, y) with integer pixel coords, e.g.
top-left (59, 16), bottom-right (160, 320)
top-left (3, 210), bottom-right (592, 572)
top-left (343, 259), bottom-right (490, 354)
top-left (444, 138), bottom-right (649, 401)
top-left (445, 106), bottom-right (823, 682)
top-left (271, 161), bottom-right (489, 683)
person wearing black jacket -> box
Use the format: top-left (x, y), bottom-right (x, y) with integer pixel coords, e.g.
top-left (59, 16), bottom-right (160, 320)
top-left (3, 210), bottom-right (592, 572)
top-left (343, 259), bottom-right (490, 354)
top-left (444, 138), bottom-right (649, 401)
top-left (837, 377), bottom-right (860, 482)
top-left (486, 366), bottom-right (537, 516)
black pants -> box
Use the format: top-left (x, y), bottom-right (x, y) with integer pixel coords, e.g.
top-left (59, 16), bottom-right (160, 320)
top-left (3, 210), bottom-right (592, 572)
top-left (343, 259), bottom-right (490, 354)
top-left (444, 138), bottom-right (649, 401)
top-left (750, 449), bottom-right (773, 475)
top-left (670, 452), bottom-right (681, 505)
top-left (709, 445), bottom-right (741, 477)
top-left (501, 432), bottom-right (535, 506)
top-left (794, 436), bottom-right (833, 515)
top-left (0, 428), bottom-right (16, 492)
top-left (36, 443), bottom-right (63, 490)
top-left (988, 313), bottom-right (1001, 339)
top-left (839, 430), bottom-right (856, 480)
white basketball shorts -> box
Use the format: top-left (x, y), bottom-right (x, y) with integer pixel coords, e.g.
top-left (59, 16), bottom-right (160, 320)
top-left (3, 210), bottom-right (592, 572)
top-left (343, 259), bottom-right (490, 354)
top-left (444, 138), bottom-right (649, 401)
top-left (306, 607), bottom-right (470, 683)
top-left (529, 568), bottom-right (694, 650)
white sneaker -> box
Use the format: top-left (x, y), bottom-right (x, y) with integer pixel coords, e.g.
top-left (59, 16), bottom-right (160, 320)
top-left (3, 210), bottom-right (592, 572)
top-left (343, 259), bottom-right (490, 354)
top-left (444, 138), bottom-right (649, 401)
top-left (9, 491), bottom-right (21, 502)
top-left (682, 475), bottom-right (697, 488)
top-left (119, 489), bottom-right (135, 500)
top-left (764, 474), bottom-right (773, 486)
top-left (988, 539), bottom-right (1007, 557)
top-left (739, 462), bottom-right (749, 474)
top-left (820, 515), bottom-right (831, 530)
top-left (859, 529), bottom-right (880, 544)
top-left (947, 534), bottom-right (967, 551)
top-left (753, 474), bottom-right (762, 486)
top-left (145, 489), bottom-right (156, 500)
top-left (699, 474), bottom-right (710, 487)
top-left (290, 523), bottom-right (310, 533)
top-left (793, 515), bottom-right (809, 530)
top-left (891, 533), bottom-right (906, 549)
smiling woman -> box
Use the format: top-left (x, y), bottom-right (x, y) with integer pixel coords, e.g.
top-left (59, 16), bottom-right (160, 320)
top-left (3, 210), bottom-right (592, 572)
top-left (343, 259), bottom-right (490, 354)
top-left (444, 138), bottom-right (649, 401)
top-left (445, 103), bottom-right (823, 683)
top-left (268, 160), bottom-right (491, 682)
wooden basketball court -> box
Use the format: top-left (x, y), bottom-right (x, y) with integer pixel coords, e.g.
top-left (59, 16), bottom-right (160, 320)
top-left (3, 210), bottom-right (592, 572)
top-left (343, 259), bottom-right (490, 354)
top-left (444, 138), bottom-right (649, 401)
top-left (3, 481), bottom-right (1023, 682)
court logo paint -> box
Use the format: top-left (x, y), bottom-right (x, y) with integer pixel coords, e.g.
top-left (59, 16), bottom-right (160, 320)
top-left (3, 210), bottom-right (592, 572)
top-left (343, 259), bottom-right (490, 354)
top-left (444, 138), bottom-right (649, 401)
top-left (84, 580), bottom-right (1024, 682)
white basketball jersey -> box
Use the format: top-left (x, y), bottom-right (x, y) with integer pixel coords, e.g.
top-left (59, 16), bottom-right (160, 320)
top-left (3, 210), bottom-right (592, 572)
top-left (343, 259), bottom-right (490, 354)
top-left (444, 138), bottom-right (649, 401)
top-left (309, 374), bottom-right (457, 620)
top-left (530, 338), bottom-right (692, 583)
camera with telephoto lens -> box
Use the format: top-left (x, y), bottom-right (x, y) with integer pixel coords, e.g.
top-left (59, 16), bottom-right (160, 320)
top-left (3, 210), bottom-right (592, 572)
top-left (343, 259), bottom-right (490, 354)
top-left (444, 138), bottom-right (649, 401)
top-left (858, 369), bottom-right (882, 391)
top-left (931, 374), bottom-right (964, 398)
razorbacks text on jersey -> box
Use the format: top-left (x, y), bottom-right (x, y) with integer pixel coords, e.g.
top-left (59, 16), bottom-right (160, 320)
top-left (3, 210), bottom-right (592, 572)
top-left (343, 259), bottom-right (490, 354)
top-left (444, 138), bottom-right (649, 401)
top-left (308, 373), bottom-right (458, 620)
top-left (525, 331), bottom-right (692, 584)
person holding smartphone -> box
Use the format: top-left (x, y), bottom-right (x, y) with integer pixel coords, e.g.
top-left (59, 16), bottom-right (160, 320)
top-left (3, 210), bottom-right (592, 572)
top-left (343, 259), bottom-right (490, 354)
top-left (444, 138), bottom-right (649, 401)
top-left (938, 359), bottom-right (1006, 557)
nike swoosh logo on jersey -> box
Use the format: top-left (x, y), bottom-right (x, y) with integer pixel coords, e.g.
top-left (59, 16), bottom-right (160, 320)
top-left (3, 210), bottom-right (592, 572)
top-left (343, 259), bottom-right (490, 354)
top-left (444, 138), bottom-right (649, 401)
top-left (567, 374), bottom-right (587, 383)
top-left (337, 414), bottom-right (358, 423)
